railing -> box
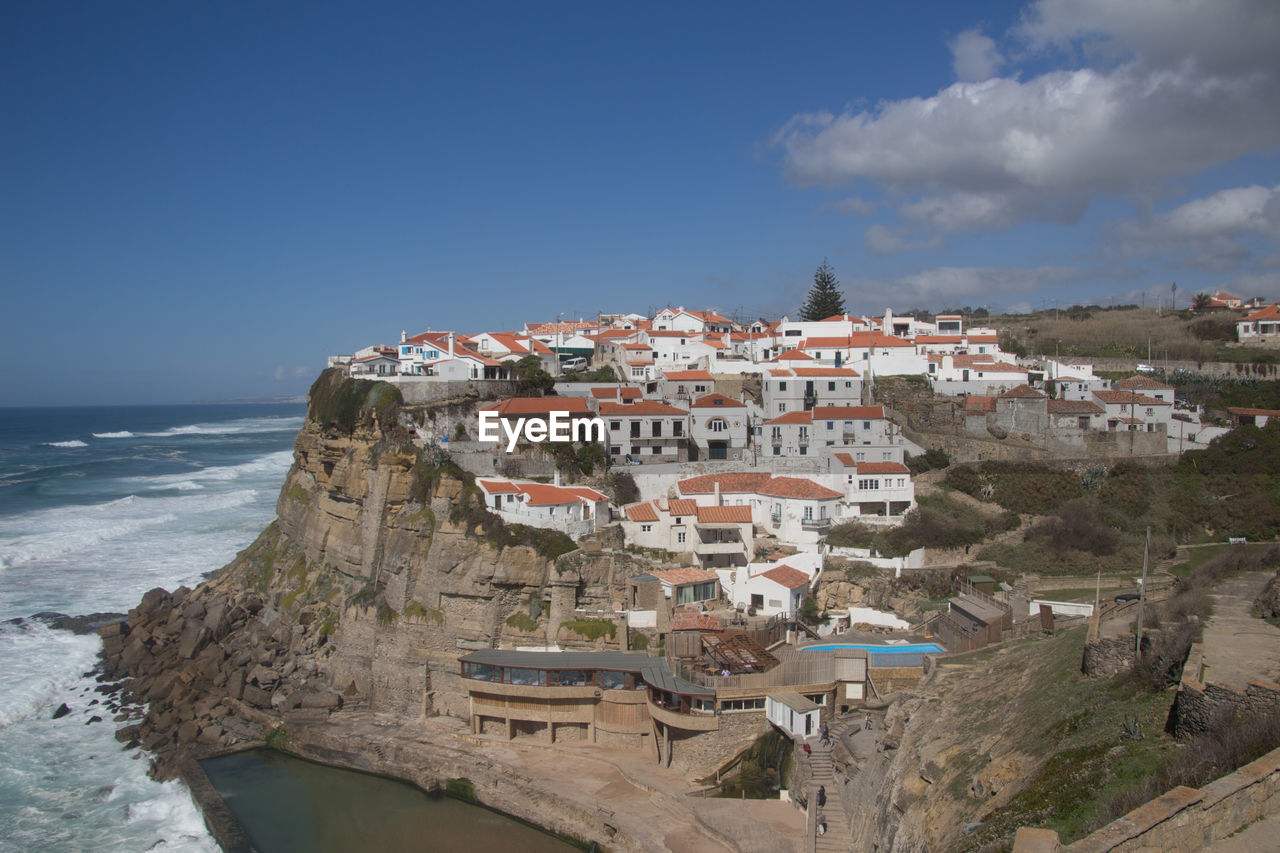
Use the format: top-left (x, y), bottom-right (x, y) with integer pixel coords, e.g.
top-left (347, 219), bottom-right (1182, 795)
top-left (801, 517), bottom-right (832, 532)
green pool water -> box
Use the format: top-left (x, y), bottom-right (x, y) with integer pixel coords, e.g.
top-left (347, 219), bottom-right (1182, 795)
top-left (198, 749), bottom-right (582, 853)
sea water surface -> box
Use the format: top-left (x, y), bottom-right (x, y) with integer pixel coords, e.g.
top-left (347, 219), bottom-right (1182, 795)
top-left (0, 403), bottom-right (304, 851)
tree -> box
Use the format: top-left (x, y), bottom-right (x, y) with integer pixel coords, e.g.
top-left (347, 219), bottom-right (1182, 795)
top-left (1191, 292), bottom-right (1213, 312)
top-left (799, 259), bottom-right (846, 321)
top-left (511, 355), bottom-right (555, 396)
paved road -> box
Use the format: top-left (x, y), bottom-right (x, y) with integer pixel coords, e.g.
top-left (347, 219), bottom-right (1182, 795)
top-left (1201, 571), bottom-right (1280, 687)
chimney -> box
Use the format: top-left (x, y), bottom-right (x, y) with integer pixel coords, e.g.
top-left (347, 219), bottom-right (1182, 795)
top-left (554, 469), bottom-right (562, 487)
top-left (401, 330), bottom-right (407, 343)
top-left (447, 332), bottom-right (455, 358)
top-left (884, 307), bottom-right (893, 332)
top-left (714, 481), bottom-right (721, 506)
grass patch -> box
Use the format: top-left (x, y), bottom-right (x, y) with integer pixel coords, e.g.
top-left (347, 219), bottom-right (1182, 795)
top-left (376, 602), bottom-right (399, 626)
top-left (1166, 542), bottom-right (1278, 579)
top-left (405, 601), bottom-right (444, 625)
top-left (307, 368), bottom-right (403, 436)
top-left (285, 483), bottom-right (310, 505)
top-left (444, 777), bottom-right (476, 801)
top-left (560, 619), bottom-right (616, 641)
top-left (505, 611), bottom-right (538, 632)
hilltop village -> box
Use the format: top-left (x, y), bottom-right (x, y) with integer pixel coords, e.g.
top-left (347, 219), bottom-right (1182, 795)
top-left (101, 299), bottom-right (1280, 853)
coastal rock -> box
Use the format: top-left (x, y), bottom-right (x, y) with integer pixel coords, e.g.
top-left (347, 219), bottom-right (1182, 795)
top-left (52, 703), bottom-right (71, 719)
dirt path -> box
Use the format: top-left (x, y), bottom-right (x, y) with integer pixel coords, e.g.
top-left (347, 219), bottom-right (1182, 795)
top-left (1201, 571), bottom-right (1280, 687)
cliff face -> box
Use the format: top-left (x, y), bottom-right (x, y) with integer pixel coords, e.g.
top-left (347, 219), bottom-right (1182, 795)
top-left (99, 372), bottom-right (643, 778)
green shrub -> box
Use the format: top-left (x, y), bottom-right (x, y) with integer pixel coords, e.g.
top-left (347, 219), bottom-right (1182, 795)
top-left (444, 777), bottom-right (476, 801)
top-left (560, 619), bottom-right (616, 641)
top-left (608, 471), bottom-right (640, 504)
top-left (307, 368), bottom-right (402, 435)
top-left (906, 448), bottom-right (950, 475)
top-left (376, 603), bottom-right (399, 626)
top-left (404, 601), bottom-right (444, 625)
top-left (505, 611), bottom-right (538, 632)
top-left (629, 632), bottom-right (649, 651)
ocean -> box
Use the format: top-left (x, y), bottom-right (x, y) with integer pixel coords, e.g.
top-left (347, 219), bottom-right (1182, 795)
top-left (0, 403), bottom-right (305, 851)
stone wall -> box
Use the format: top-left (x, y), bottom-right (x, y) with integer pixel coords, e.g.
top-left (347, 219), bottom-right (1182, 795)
top-left (669, 710), bottom-right (770, 779)
top-left (1169, 644), bottom-right (1280, 737)
top-left (1081, 636), bottom-right (1137, 678)
top-left (1012, 745), bottom-right (1280, 852)
top-left (382, 377), bottom-right (518, 404)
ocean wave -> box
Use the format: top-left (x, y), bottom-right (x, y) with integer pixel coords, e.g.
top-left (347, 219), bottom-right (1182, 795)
top-left (92, 431), bottom-right (134, 439)
top-left (0, 622), bottom-right (100, 727)
top-left (42, 440), bottom-right (88, 448)
top-left (138, 415), bottom-right (304, 438)
top-left (123, 450), bottom-right (293, 489)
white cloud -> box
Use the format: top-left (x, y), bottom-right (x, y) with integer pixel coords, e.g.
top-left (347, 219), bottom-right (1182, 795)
top-left (776, 1), bottom-right (1280, 234)
top-left (949, 28), bottom-right (1003, 81)
top-left (863, 224), bottom-right (944, 255)
top-left (1117, 184), bottom-right (1280, 270)
top-left (1219, 272), bottom-right (1280, 301)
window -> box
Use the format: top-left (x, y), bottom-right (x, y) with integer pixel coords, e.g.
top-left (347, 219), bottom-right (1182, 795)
top-left (862, 420), bottom-right (871, 430)
top-left (778, 403), bottom-right (786, 412)
top-left (609, 446), bottom-right (620, 456)
top-left (856, 451), bottom-right (866, 461)
top-left (610, 421), bottom-right (621, 431)
top-left (695, 384), bottom-right (707, 393)
top-left (641, 524), bottom-right (652, 532)
top-left (845, 381), bottom-right (853, 388)
top-left (828, 382), bottom-right (836, 391)
top-left (784, 329), bottom-right (802, 337)
top-left (652, 421), bottom-right (663, 437)
top-left (631, 422), bottom-right (640, 437)
top-left (773, 446), bottom-right (781, 455)
top-left (631, 445), bottom-right (640, 455)
top-left (673, 421), bottom-right (683, 436)
top-left (858, 479), bottom-right (880, 490)
top-left (882, 451), bottom-right (891, 460)
top-left (803, 505), bottom-right (813, 520)
top-left (778, 381), bottom-right (788, 391)
top-left (826, 421), bottom-right (835, 430)
top-left (799, 446), bottom-right (807, 455)
top-left (799, 427), bottom-right (808, 441)
top-left (676, 531), bottom-right (686, 544)
top-left (771, 426), bottom-right (782, 440)
top-left (709, 418), bottom-right (727, 432)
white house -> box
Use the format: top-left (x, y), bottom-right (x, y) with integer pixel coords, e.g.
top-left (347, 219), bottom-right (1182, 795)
top-left (762, 367), bottom-right (862, 416)
top-left (676, 472), bottom-right (845, 546)
top-left (476, 477), bottom-right (611, 537)
top-left (832, 454), bottom-right (915, 521)
top-left (599, 400), bottom-right (689, 464)
top-left (689, 394), bottom-right (749, 461)
top-left (659, 369), bottom-right (714, 404)
top-left (1091, 389), bottom-right (1172, 432)
top-left (622, 499), bottom-right (755, 570)
top-left (727, 564), bottom-right (811, 616)
top-left (927, 354), bottom-right (1031, 396)
top-left (652, 307), bottom-right (734, 334)
top-left (1237, 303), bottom-right (1280, 343)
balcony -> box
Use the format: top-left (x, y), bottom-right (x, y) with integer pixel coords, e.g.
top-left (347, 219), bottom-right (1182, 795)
top-left (801, 517), bottom-right (832, 533)
top-left (646, 697), bottom-right (719, 731)
top-left (693, 539), bottom-right (744, 555)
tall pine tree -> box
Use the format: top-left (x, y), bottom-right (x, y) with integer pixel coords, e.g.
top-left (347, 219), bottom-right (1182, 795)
top-left (799, 259), bottom-right (846, 321)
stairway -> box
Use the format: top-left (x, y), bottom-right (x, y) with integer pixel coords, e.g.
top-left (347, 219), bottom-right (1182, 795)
top-left (807, 737), bottom-right (853, 852)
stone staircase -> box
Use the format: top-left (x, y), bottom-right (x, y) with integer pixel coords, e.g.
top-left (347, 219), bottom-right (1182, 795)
top-left (807, 735), bottom-right (853, 853)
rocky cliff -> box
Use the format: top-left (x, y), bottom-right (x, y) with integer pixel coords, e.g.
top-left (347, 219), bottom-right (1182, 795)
top-left (99, 371), bottom-right (650, 779)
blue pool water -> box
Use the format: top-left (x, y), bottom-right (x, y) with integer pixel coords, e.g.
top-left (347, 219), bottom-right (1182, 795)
top-left (801, 642), bottom-right (945, 654)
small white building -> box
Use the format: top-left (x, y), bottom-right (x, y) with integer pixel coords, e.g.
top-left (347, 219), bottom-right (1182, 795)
top-left (599, 400), bottom-right (689, 464)
top-left (689, 394), bottom-right (749, 461)
top-left (622, 499), bottom-right (754, 569)
top-left (1237, 303), bottom-right (1280, 343)
top-left (676, 472), bottom-right (845, 545)
top-left (762, 367), bottom-right (862, 417)
top-left (476, 477), bottom-right (611, 538)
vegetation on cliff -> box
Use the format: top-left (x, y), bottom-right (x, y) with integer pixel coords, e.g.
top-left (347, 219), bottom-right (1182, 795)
top-left (307, 368), bottom-right (403, 435)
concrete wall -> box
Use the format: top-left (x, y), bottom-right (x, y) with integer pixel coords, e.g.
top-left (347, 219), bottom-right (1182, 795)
top-left (383, 377), bottom-right (519, 404)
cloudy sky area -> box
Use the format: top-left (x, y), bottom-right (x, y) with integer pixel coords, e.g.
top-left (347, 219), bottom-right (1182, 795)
top-left (3, 0), bottom-right (1278, 404)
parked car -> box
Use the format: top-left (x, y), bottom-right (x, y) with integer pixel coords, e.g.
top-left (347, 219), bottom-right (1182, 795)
top-left (561, 356), bottom-right (588, 371)
top-left (1114, 592), bottom-right (1141, 603)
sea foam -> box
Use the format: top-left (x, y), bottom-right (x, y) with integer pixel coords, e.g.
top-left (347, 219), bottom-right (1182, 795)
top-left (43, 440), bottom-right (88, 448)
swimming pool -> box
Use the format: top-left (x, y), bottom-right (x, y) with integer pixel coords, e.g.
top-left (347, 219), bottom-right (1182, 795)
top-left (801, 642), bottom-right (945, 654)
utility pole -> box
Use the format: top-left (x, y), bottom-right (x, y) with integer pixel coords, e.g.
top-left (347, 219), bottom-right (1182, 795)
top-left (1135, 527), bottom-right (1150, 661)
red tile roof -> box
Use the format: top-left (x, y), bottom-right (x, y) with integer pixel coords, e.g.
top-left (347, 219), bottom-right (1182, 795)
top-left (480, 398), bottom-right (595, 416)
top-left (803, 332), bottom-right (913, 348)
top-left (1242, 303), bottom-right (1280, 321)
top-left (915, 335), bottom-right (964, 344)
top-left (519, 483), bottom-right (608, 506)
top-left (667, 498), bottom-right (699, 517)
top-left (966, 333), bottom-right (999, 343)
top-left (652, 567), bottom-right (720, 586)
top-left (591, 387), bottom-right (620, 399)
top-left (998, 385), bottom-right (1045, 399)
top-left (757, 477), bottom-right (842, 500)
top-left (771, 349), bottom-right (815, 361)
top-left (1094, 390), bottom-right (1169, 406)
top-left (790, 367), bottom-right (860, 377)
top-left (477, 479), bottom-right (521, 494)
top-left (691, 393), bottom-right (744, 408)
top-left (678, 472), bottom-right (772, 494)
top-left (696, 505), bottom-right (753, 523)
top-left (662, 369), bottom-right (713, 381)
top-left (599, 401), bottom-right (688, 416)
top-left (1227, 406), bottom-right (1280, 417)
top-left (964, 395), bottom-right (996, 413)
top-left (1047, 399), bottom-right (1103, 415)
top-left (758, 566), bottom-right (810, 590)
top-left (764, 411), bottom-right (812, 425)
top-left (624, 502), bottom-right (660, 522)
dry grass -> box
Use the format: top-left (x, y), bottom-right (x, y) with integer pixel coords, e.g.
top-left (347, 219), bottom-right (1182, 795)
top-left (999, 308), bottom-right (1210, 361)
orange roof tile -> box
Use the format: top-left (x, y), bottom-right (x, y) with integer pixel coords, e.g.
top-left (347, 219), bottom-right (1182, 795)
top-left (1227, 406), bottom-right (1280, 417)
top-left (599, 401), bottom-right (688, 416)
top-left (691, 393), bottom-right (744, 408)
top-left (790, 367), bottom-right (860, 377)
top-left (667, 498), bottom-right (699, 517)
top-left (1048, 399), bottom-right (1103, 415)
top-left (771, 349), bottom-right (815, 361)
top-left (624, 502), bottom-right (660, 522)
top-left (856, 461), bottom-right (909, 474)
top-left (998, 385), bottom-right (1045, 399)
top-left (696, 505), bottom-right (752, 523)
top-left (915, 335), bottom-right (964, 344)
top-left (669, 613), bottom-right (723, 632)
top-left (678, 472), bottom-right (772, 494)
top-left (757, 477), bottom-right (842, 500)
top-left (965, 395), bottom-right (996, 413)
top-left (1094, 390), bottom-right (1169, 405)
top-left (1242, 303), bottom-right (1280, 321)
top-left (1115, 375), bottom-right (1173, 391)
top-left (764, 411), bottom-right (812, 425)
top-left (480, 398), bottom-right (594, 416)
top-left (519, 483), bottom-right (607, 506)
top-left (652, 567), bottom-right (720, 586)
top-left (478, 479), bottom-right (522, 494)
top-left (662, 370), bottom-right (713, 381)
top-left (759, 566), bottom-right (810, 590)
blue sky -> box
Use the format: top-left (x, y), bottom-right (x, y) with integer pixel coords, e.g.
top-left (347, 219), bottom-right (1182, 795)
top-left (3, 0), bottom-right (1278, 405)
